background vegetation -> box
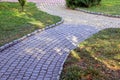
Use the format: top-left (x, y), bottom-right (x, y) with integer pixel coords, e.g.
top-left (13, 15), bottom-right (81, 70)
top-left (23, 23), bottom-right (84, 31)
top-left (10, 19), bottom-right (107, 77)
top-left (66, 0), bottom-right (101, 9)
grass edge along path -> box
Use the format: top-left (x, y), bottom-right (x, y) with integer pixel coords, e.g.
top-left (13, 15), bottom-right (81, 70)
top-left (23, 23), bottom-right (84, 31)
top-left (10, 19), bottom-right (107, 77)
top-left (60, 28), bottom-right (120, 80)
top-left (0, 2), bottom-right (61, 46)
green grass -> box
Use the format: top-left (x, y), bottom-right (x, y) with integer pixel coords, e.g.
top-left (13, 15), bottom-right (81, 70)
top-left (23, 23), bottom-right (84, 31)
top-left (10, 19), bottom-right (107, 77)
top-left (60, 28), bottom-right (120, 80)
top-left (80, 0), bottom-right (120, 15)
top-left (0, 2), bottom-right (61, 46)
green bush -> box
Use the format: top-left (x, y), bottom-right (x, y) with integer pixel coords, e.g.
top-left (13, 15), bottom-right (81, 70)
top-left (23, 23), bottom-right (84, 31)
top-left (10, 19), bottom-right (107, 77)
top-left (18, 0), bottom-right (27, 11)
top-left (66, 0), bottom-right (101, 9)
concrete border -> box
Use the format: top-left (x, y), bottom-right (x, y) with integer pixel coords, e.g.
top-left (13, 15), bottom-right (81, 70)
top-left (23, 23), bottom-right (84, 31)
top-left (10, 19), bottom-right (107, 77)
top-left (57, 52), bottom-right (70, 80)
top-left (75, 8), bottom-right (120, 18)
top-left (0, 18), bottom-right (64, 52)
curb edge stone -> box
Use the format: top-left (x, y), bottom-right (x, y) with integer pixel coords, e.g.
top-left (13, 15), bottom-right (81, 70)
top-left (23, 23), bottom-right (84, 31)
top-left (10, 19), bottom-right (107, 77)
top-left (0, 18), bottom-right (64, 52)
top-left (76, 8), bottom-right (120, 18)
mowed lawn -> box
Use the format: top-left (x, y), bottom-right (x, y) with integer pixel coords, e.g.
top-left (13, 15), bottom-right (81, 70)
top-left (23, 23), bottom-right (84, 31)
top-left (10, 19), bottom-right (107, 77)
top-left (80, 0), bottom-right (120, 15)
top-left (0, 2), bottom-right (61, 46)
top-left (60, 28), bottom-right (120, 80)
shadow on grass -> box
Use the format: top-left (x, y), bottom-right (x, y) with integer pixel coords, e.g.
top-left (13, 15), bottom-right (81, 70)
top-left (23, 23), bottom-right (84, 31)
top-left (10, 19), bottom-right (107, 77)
top-left (61, 49), bottom-right (120, 80)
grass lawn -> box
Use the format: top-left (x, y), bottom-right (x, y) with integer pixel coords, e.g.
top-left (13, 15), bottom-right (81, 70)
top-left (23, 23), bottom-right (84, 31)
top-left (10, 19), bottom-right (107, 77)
top-left (0, 2), bottom-right (61, 46)
top-left (60, 28), bottom-right (120, 80)
top-left (80, 0), bottom-right (120, 15)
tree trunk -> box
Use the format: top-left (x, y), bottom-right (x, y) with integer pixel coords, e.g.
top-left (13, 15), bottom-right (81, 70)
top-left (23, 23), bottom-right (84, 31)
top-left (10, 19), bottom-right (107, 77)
top-left (22, 6), bottom-right (24, 12)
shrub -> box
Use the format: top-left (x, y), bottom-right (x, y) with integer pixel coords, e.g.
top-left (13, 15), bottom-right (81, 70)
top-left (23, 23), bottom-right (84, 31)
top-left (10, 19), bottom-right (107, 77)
top-left (66, 0), bottom-right (101, 9)
top-left (18, 0), bottom-right (27, 11)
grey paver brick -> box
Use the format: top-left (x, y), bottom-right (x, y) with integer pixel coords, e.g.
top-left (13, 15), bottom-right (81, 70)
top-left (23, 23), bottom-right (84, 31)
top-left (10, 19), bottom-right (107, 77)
top-left (37, 76), bottom-right (44, 80)
top-left (44, 77), bottom-right (51, 80)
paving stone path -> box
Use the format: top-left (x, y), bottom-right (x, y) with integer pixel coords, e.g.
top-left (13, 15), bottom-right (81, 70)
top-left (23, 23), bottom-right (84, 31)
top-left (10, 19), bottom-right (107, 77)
top-left (0, 0), bottom-right (120, 80)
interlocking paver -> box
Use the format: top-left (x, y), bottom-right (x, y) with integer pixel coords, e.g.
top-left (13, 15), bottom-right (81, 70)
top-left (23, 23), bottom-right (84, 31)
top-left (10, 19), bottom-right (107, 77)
top-left (1, 0), bottom-right (120, 80)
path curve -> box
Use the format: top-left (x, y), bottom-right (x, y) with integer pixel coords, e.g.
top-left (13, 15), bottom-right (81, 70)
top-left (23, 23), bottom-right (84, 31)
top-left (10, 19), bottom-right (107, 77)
top-left (0, 0), bottom-right (120, 80)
